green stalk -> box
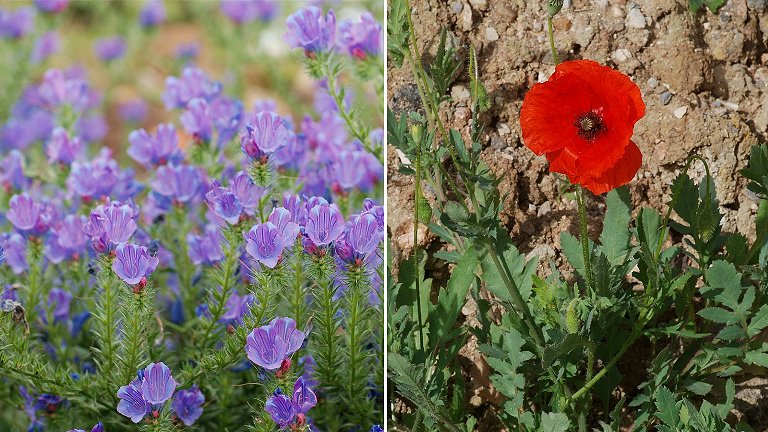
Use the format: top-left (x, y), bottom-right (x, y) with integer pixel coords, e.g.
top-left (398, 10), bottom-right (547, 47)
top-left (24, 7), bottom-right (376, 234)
top-left (198, 225), bottom-right (241, 349)
top-left (413, 140), bottom-right (426, 353)
top-left (575, 186), bottom-right (595, 292)
top-left (547, 17), bottom-right (560, 65)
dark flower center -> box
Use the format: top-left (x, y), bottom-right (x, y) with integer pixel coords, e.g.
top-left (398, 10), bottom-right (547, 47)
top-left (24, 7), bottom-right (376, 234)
top-left (574, 111), bottom-right (606, 142)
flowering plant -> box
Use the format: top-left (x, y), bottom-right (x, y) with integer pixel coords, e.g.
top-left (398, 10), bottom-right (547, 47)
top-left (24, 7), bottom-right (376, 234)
top-left (387, 0), bottom-right (768, 431)
top-left (0, 1), bottom-right (383, 431)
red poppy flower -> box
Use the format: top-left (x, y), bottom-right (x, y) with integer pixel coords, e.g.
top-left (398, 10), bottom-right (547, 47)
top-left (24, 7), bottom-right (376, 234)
top-left (520, 60), bottom-right (645, 194)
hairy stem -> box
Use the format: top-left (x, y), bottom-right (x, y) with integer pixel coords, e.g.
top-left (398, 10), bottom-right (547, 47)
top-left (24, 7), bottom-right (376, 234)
top-left (576, 186), bottom-right (595, 293)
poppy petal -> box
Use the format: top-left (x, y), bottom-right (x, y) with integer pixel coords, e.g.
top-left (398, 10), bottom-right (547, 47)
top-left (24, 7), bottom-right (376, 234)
top-left (579, 140), bottom-right (642, 195)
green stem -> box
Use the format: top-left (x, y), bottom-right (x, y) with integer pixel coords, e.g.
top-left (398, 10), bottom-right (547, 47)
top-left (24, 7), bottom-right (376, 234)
top-left (548, 16), bottom-right (560, 65)
top-left (413, 140), bottom-right (426, 353)
top-left (576, 186), bottom-right (595, 293)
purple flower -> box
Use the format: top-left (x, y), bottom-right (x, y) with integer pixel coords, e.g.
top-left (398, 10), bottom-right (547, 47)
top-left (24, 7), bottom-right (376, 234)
top-left (46, 127), bottom-right (82, 164)
top-left (2, 233), bottom-right (27, 274)
top-left (162, 67), bottom-right (222, 110)
top-left (0, 150), bottom-right (29, 191)
top-left (209, 96), bottom-right (244, 145)
top-left (94, 36), bottom-right (126, 62)
top-left (139, 0), bottom-right (166, 27)
top-left (0, 7), bottom-right (35, 39)
top-left (151, 164), bottom-right (202, 203)
top-left (141, 362), bottom-right (178, 405)
top-left (128, 124), bottom-right (178, 166)
top-left (112, 243), bottom-right (159, 285)
top-left (119, 100), bottom-right (148, 123)
top-left (84, 201), bottom-right (139, 246)
top-left (48, 288), bottom-right (71, 323)
top-left (305, 203), bottom-right (345, 246)
top-left (176, 42), bottom-right (199, 62)
top-left (67, 423), bottom-right (103, 432)
top-left (75, 113), bottom-right (108, 143)
top-left (334, 150), bottom-right (366, 190)
top-left (180, 98), bottom-right (213, 142)
top-left (47, 214), bottom-right (87, 263)
top-left (245, 317), bottom-right (305, 370)
top-left (66, 149), bottom-right (120, 199)
top-left (220, 0), bottom-right (279, 24)
top-left (34, 0), bottom-right (68, 13)
top-left (117, 378), bottom-right (151, 423)
top-left (37, 68), bottom-right (90, 111)
top-left (171, 385), bottom-right (205, 426)
top-left (221, 291), bottom-right (254, 325)
top-left (205, 180), bottom-right (243, 225)
top-left (265, 393), bottom-right (296, 429)
top-left (268, 207), bottom-right (300, 247)
top-left (346, 211), bottom-right (382, 255)
top-left (241, 111), bottom-right (292, 156)
top-left (187, 225), bottom-right (224, 265)
top-left (292, 376), bottom-right (317, 414)
top-left (370, 426), bottom-right (384, 432)
top-left (31, 31), bottom-right (60, 64)
top-left (7, 193), bottom-right (40, 232)
top-left (338, 13), bottom-right (381, 59)
top-left (230, 171), bottom-right (265, 213)
top-left (284, 7), bottom-right (336, 53)
top-left (244, 222), bottom-right (288, 269)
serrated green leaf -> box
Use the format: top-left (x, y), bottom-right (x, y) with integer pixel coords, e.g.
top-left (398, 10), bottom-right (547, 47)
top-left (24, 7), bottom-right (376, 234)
top-left (745, 351), bottom-right (768, 368)
top-left (540, 412), bottom-right (571, 432)
top-left (600, 187), bottom-right (632, 265)
top-left (697, 307), bottom-right (737, 324)
top-left (748, 305), bottom-right (768, 337)
top-left (654, 386), bottom-right (678, 427)
top-left (429, 247), bottom-right (477, 350)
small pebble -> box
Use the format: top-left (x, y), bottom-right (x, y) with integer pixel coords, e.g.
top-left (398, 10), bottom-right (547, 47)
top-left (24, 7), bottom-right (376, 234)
top-left (450, 1), bottom-right (462, 13)
top-left (498, 123), bottom-right (511, 136)
top-left (673, 106), bottom-right (688, 118)
top-left (626, 7), bottom-right (646, 28)
top-left (537, 201), bottom-right (552, 217)
top-left (647, 77), bottom-right (658, 89)
top-left (611, 48), bottom-right (631, 63)
top-left (451, 85), bottom-right (470, 101)
top-left (485, 27), bottom-right (499, 42)
top-left (660, 91), bottom-right (672, 105)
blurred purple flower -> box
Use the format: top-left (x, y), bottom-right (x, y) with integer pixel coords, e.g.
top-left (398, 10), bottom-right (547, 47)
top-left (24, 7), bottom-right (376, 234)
top-left (151, 164), bottom-right (203, 203)
top-left (31, 31), bottom-right (60, 64)
top-left (94, 36), bottom-right (126, 62)
top-left (75, 113), bottom-right (108, 143)
top-left (34, 0), bottom-right (68, 13)
top-left (187, 225), bottom-right (223, 265)
top-left (334, 149), bottom-right (367, 190)
top-left (48, 288), bottom-right (72, 323)
top-left (37, 68), bottom-right (91, 112)
top-left (2, 233), bottom-right (27, 274)
top-left (230, 171), bottom-right (264, 214)
top-left (7, 193), bottom-right (41, 232)
top-left (338, 12), bottom-right (381, 59)
top-left (244, 222), bottom-right (288, 268)
top-left (67, 149), bottom-right (120, 199)
top-left (284, 7), bottom-right (336, 53)
top-left (346, 211), bottom-right (382, 256)
top-left (175, 42), bottom-right (199, 62)
top-left (221, 290), bottom-right (255, 325)
top-left (112, 243), bottom-right (159, 285)
top-left (163, 67), bottom-right (222, 110)
top-left (119, 100), bottom-right (148, 123)
top-left (0, 150), bottom-right (29, 191)
top-left (46, 127), bottom-right (82, 164)
top-left (0, 7), bottom-right (35, 39)
top-left (205, 180), bottom-right (243, 225)
top-left (47, 214), bottom-right (87, 263)
top-left (265, 393), bottom-right (296, 429)
top-left (128, 123), bottom-right (178, 166)
top-left (305, 203), bottom-right (345, 246)
top-left (139, 0), bottom-right (165, 27)
top-left (268, 207), bottom-right (300, 247)
top-left (220, 0), bottom-right (279, 24)
top-left (180, 98), bottom-right (213, 142)
top-left (171, 385), bottom-right (204, 426)
top-left (241, 111), bottom-right (292, 156)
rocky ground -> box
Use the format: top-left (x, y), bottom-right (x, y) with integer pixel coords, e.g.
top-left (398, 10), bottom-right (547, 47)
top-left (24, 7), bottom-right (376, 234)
top-left (387, 0), bottom-right (768, 429)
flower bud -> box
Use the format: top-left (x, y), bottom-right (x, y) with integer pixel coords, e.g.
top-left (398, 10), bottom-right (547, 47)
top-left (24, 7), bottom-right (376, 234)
top-left (565, 298), bottom-right (581, 334)
top-left (547, 0), bottom-right (564, 17)
top-left (410, 124), bottom-right (423, 144)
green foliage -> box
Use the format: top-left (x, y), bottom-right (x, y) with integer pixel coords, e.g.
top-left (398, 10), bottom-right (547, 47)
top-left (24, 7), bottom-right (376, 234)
top-left (741, 143), bottom-right (768, 199)
top-left (689, 0), bottom-right (727, 13)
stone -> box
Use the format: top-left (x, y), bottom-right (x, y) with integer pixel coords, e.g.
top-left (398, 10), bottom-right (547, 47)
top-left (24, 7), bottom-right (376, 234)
top-left (611, 48), bottom-right (631, 63)
top-left (450, 1), bottom-right (462, 13)
top-left (497, 123), bottom-right (511, 136)
top-left (647, 77), bottom-right (658, 89)
top-left (537, 201), bottom-right (552, 216)
top-left (660, 91), bottom-right (672, 105)
top-left (626, 7), bottom-right (646, 28)
top-left (485, 27), bottom-right (499, 42)
top-left (673, 106), bottom-right (688, 118)
top-left (451, 85), bottom-right (470, 100)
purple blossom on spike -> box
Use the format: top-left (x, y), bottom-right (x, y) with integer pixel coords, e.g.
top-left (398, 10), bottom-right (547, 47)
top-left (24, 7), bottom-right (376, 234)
top-left (265, 394), bottom-right (296, 429)
top-left (119, 100), bottom-right (148, 123)
top-left (209, 95), bottom-right (244, 145)
top-left (2, 233), bottom-right (27, 274)
top-left (230, 171), bottom-right (264, 213)
top-left (1, 150), bottom-right (29, 191)
top-left (221, 291), bottom-right (255, 325)
top-left (116, 378), bottom-right (151, 423)
top-left (151, 164), bottom-right (202, 203)
top-left (76, 113), bottom-right (108, 143)
top-left (205, 180), bottom-right (243, 225)
top-left (245, 317), bottom-right (304, 370)
top-left (306, 203), bottom-right (345, 246)
top-left (46, 127), bottom-right (82, 164)
top-left (37, 68), bottom-right (89, 110)
top-left (347, 211), bottom-right (382, 255)
top-left (141, 362), bottom-right (177, 405)
top-left (187, 225), bottom-right (224, 265)
top-left (7, 193), bottom-right (40, 232)
top-left (67, 149), bottom-right (120, 199)
top-left (338, 12), bottom-right (381, 59)
top-left (128, 123), bottom-right (177, 166)
top-left (139, 0), bottom-right (165, 27)
top-left (241, 111), bottom-right (292, 155)
top-left (268, 207), bottom-right (300, 247)
top-left (292, 376), bottom-right (317, 414)
top-left (181, 98), bottom-right (213, 142)
top-left (171, 385), bottom-right (205, 426)
top-left (47, 214), bottom-right (87, 263)
top-left (0, 7), bottom-right (35, 39)
top-left (244, 222), bottom-right (288, 269)
top-left (31, 31), bottom-right (60, 64)
top-left (334, 150), bottom-right (366, 190)
top-left (284, 7), bottom-right (336, 53)
top-left (112, 243), bottom-right (159, 285)
top-left (102, 201), bottom-right (139, 244)
top-left (94, 36), bottom-right (126, 62)
top-left (48, 288), bottom-right (71, 323)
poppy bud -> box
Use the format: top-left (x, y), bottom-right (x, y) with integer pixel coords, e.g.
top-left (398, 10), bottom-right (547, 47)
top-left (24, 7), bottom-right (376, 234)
top-left (410, 124), bottom-right (423, 144)
top-left (547, 0), bottom-right (564, 17)
top-left (565, 298), bottom-right (581, 335)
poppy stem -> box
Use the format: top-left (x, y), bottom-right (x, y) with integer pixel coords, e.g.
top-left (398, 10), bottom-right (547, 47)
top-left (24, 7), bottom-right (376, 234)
top-left (575, 186), bottom-right (595, 293)
top-left (547, 16), bottom-right (559, 66)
